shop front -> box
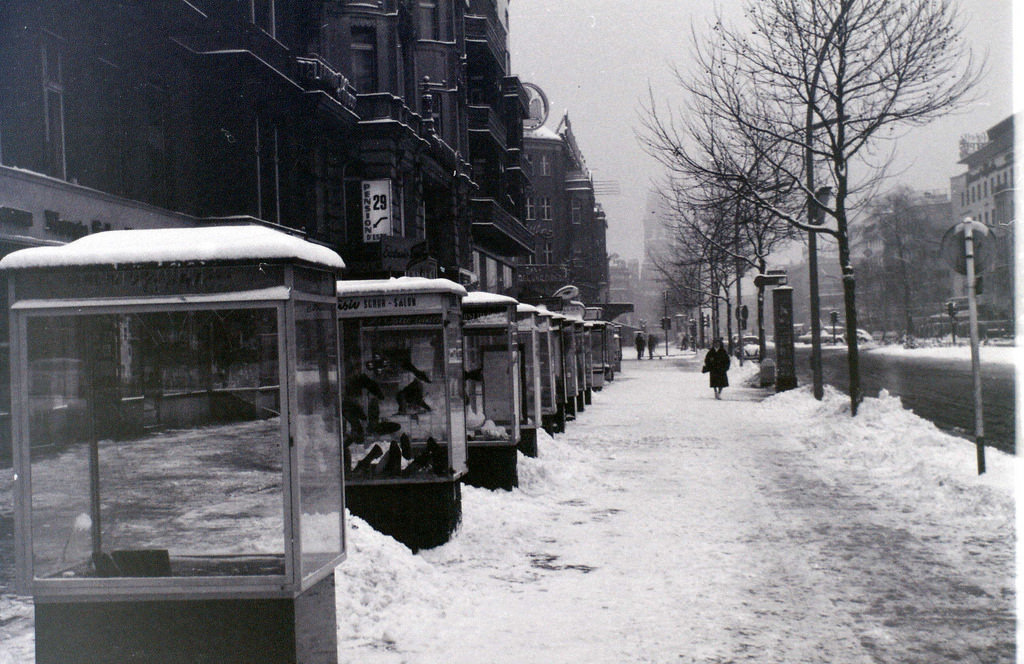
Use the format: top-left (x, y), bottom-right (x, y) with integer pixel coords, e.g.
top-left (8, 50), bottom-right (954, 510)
top-left (336, 277), bottom-right (468, 551)
top-left (2, 225), bottom-right (347, 664)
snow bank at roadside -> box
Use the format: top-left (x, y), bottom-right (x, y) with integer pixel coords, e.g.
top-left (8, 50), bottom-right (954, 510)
top-left (756, 385), bottom-right (1016, 511)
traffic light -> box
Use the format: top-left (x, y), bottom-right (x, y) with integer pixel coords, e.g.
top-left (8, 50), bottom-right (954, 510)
top-left (946, 300), bottom-right (958, 318)
top-left (829, 310), bottom-right (839, 326)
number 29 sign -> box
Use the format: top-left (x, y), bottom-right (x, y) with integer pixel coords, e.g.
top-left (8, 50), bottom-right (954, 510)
top-left (362, 179), bottom-right (392, 242)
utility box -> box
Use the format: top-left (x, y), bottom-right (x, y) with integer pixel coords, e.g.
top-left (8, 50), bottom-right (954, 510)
top-left (2, 225), bottom-right (347, 664)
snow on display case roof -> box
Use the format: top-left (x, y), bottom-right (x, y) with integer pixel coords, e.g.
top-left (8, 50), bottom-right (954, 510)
top-left (0, 225), bottom-right (346, 271)
top-left (335, 276), bottom-right (467, 298)
top-left (463, 291), bottom-right (518, 308)
top-left (516, 303), bottom-right (540, 315)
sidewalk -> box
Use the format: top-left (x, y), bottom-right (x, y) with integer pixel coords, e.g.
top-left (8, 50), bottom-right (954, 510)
top-left (1, 355), bottom-right (1016, 663)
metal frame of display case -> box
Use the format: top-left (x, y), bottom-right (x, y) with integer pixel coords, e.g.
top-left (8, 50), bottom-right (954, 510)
top-left (462, 291), bottom-right (521, 490)
top-left (1, 225), bottom-right (346, 664)
top-left (336, 277), bottom-right (468, 551)
top-left (589, 320), bottom-right (607, 391)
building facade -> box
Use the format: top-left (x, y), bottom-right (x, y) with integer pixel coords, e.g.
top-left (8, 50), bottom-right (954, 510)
top-left (0, 0), bottom-right (533, 458)
top-left (518, 113), bottom-right (608, 305)
top-left (951, 114), bottom-right (1016, 323)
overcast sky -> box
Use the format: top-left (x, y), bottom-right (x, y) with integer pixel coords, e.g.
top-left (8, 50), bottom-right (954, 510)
top-left (509, 0), bottom-right (1017, 261)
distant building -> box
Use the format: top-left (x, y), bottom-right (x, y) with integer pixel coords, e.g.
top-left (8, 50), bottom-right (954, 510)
top-left (608, 257), bottom-right (640, 327)
top-left (519, 113), bottom-right (608, 304)
top-left (951, 114), bottom-right (1016, 322)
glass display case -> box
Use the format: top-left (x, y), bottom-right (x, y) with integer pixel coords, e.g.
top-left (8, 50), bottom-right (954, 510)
top-left (589, 321), bottom-right (607, 391)
top-left (606, 323), bottom-right (622, 377)
top-left (336, 277), bottom-right (468, 550)
top-left (559, 316), bottom-right (579, 419)
top-left (515, 303), bottom-right (542, 457)
top-left (583, 321), bottom-right (596, 399)
top-left (462, 291), bottom-right (520, 490)
top-left (539, 308), bottom-right (567, 433)
top-left (2, 225), bottom-right (346, 663)
top-left (572, 319), bottom-right (588, 412)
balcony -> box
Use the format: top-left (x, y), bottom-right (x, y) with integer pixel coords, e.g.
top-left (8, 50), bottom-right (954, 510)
top-left (465, 14), bottom-right (507, 71)
top-left (470, 198), bottom-right (534, 256)
top-left (468, 105), bottom-right (506, 151)
top-left (294, 55), bottom-right (358, 113)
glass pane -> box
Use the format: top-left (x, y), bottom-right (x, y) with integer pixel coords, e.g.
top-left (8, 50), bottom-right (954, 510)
top-left (294, 302), bottom-right (343, 580)
top-left (27, 309), bottom-right (285, 580)
top-left (342, 320), bottom-right (454, 480)
top-left (463, 330), bottom-right (515, 441)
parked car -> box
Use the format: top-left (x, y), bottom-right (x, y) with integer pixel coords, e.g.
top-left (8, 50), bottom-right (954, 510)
top-left (735, 335), bottom-right (773, 359)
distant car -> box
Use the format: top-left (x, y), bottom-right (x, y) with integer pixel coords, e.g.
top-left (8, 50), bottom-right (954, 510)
top-left (736, 335), bottom-right (773, 359)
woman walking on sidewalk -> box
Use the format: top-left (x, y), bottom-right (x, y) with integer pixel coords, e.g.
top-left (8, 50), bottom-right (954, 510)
top-left (702, 337), bottom-right (731, 399)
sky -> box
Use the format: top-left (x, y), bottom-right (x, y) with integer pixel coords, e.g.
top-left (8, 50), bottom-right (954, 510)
top-left (508, 0), bottom-right (1018, 261)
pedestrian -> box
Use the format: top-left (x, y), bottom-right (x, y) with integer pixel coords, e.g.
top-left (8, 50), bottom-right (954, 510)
top-left (702, 337), bottom-right (731, 399)
top-left (634, 331), bottom-right (646, 360)
top-left (648, 332), bottom-right (656, 359)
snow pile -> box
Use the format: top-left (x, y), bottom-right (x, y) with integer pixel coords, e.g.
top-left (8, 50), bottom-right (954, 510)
top-left (333, 514), bottom-right (453, 652)
top-left (758, 385), bottom-right (1015, 516)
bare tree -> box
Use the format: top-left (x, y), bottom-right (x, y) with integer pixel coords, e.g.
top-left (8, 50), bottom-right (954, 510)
top-left (641, 0), bottom-right (981, 414)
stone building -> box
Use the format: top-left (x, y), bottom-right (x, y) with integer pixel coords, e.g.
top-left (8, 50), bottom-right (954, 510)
top-left (518, 113), bottom-right (609, 305)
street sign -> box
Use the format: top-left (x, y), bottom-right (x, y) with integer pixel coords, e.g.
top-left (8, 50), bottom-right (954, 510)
top-left (940, 220), bottom-right (992, 275)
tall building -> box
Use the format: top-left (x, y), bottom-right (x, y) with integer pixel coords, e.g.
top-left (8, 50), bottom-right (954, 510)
top-left (518, 112), bottom-right (608, 304)
top-left (638, 191), bottom-right (674, 326)
top-left (0, 0), bottom-right (533, 457)
top-left (0, 1), bottom-right (531, 284)
top-left (951, 114), bottom-right (1016, 321)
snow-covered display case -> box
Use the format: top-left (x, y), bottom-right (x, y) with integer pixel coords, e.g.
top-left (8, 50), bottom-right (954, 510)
top-left (541, 309), bottom-right (567, 433)
top-left (571, 319), bottom-right (588, 412)
top-left (589, 321), bottom-right (607, 391)
top-left (515, 303), bottom-right (542, 457)
top-left (609, 323), bottom-right (622, 376)
top-left (336, 277), bottom-right (468, 550)
top-left (558, 315), bottom-right (579, 419)
top-left (462, 291), bottom-right (521, 490)
top-left (2, 225), bottom-right (346, 664)
top-left (583, 321), bottom-right (596, 400)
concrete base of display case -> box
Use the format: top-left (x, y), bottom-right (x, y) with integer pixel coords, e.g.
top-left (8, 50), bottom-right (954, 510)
top-left (543, 409), bottom-right (564, 435)
top-left (584, 388), bottom-right (593, 405)
top-left (465, 444), bottom-right (518, 491)
top-left (34, 575), bottom-right (337, 664)
top-left (576, 394), bottom-right (585, 412)
top-left (518, 426), bottom-right (538, 457)
top-left (346, 479), bottom-right (462, 552)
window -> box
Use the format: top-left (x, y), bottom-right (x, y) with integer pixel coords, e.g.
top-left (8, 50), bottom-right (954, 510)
top-left (418, 0), bottom-right (439, 40)
top-left (525, 197), bottom-right (535, 220)
top-left (351, 27), bottom-right (378, 93)
top-left (540, 154), bottom-right (550, 177)
top-left (251, 0), bottom-right (275, 37)
top-left (41, 39), bottom-right (66, 179)
top-left (539, 196), bottom-right (551, 221)
top-left (570, 199), bottom-right (582, 225)
top-left (542, 241), bottom-right (553, 264)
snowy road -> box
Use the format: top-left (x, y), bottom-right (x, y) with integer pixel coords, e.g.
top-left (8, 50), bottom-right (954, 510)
top-left (1, 354), bottom-right (1015, 663)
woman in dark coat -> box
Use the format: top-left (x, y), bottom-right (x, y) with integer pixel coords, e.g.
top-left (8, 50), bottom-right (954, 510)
top-left (702, 338), bottom-right (731, 399)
